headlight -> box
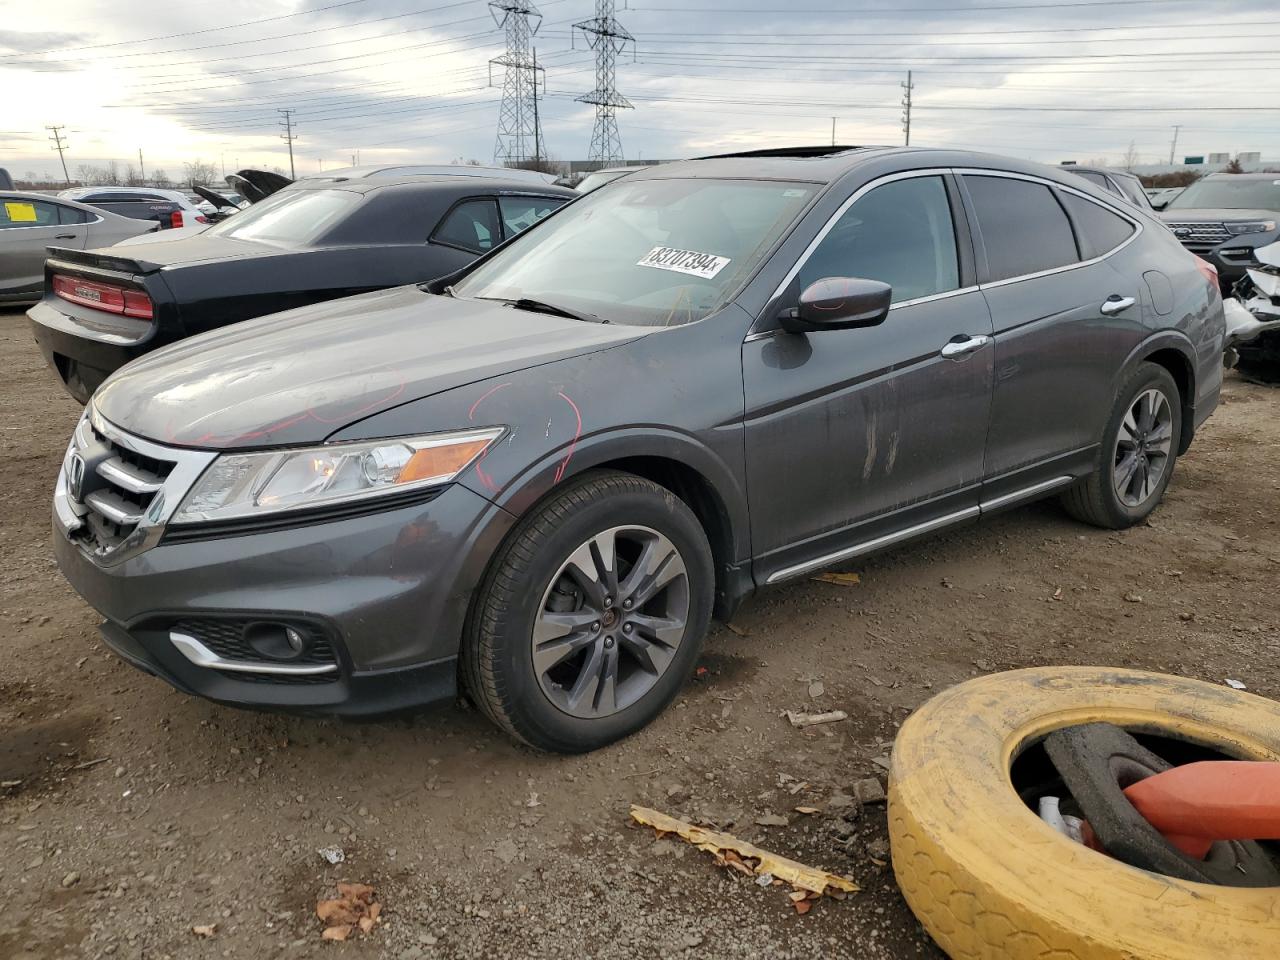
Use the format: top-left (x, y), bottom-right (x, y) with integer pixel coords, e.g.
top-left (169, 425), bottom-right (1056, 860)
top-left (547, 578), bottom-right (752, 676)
top-left (171, 428), bottom-right (503, 524)
top-left (1225, 221), bottom-right (1277, 235)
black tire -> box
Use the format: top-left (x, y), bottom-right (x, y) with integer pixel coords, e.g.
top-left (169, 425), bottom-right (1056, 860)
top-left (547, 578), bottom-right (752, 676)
top-left (1061, 361), bottom-right (1182, 529)
top-left (461, 469), bottom-right (714, 753)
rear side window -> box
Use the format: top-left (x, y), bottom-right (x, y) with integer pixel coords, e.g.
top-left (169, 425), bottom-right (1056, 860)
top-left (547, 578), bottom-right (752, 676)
top-left (1072, 171), bottom-right (1114, 193)
top-left (1060, 192), bottom-right (1135, 258)
top-left (498, 196), bottom-right (564, 239)
top-left (57, 204), bottom-right (91, 225)
top-left (965, 176), bottom-right (1079, 282)
top-left (797, 175), bottom-right (959, 304)
top-left (205, 188), bottom-right (360, 246)
top-left (0, 199), bottom-right (59, 228)
top-left (435, 199), bottom-right (501, 253)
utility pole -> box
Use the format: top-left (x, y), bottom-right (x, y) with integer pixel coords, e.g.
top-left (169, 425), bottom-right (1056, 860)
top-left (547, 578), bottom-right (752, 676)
top-left (46, 125), bottom-right (70, 184)
top-left (138, 148), bottom-right (145, 182)
top-left (490, 2), bottom-right (546, 166)
top-left (278, 109), bottom-right (297, 179)
top-left (831, 117), bottom-right (836, 147)
top-left (574, 0), bottom-right (634, 165)
top-left (1169, 125), bottom-right (1181, 165)
top-left (901, 70), bottom-right (914, 146)
top-left (532, 46), bottom-right (543, 166)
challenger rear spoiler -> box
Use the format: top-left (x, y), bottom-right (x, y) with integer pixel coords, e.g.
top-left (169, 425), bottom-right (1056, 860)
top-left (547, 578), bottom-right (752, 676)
top-left (45, 246), bottom-right (163, 277)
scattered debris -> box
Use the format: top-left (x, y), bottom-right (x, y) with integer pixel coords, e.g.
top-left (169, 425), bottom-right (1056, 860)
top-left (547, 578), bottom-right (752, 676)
top-left (785, 709), bottom-right (848, 728)
top-left (811, 571), bottom-right (861, 586)
top-left (1052, 587), bottom-right (1063, 601)
top-left (852, 778), bottom-right (886, 805)
top-left (724, 621), bottom-right (750, 638)
top-left (316, 882), bottom-right (382, 941)
top-left (871, 755), bottom-right (892, 772)
top-left (1225, 679), bottom-right (1247, 690)
top-left (865, 838), bottom-right (890, 861)
top-left (1179, 611), bottom-right (1195, 622)
top-left (1122, 592), bottom-right (1144, 603)
top-left (755, 812), bottom-right (789, 827)
top-left (630, 805), bottom-right (857, 912)
top-left (71, 757), bottom-right (110, 771)
top-left (191, 924), bottom-right (217, 938)
top-left (318, 847), bottom-right (345, 865)
top-left (794, 806), bottom-right (820, 816)
top-left (526, 792), bottom-right (542, 808)
top-left (755, 873), bottom-right (775, 887)
top-left (61, 871), bottom-right (80, 888)
top-left (807, 680), bottom-right (825, 699)
top-left (824, 792), bottom-right (859, 818)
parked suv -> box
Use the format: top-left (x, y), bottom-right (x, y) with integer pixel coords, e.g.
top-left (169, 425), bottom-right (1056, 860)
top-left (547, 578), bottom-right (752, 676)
top-left (1063, 166), bottom-right (1154, 211)
top-left (1159, 173), bottom-right (1280, 291)
top-left (51, 147), bottom-right (1223, 752)
top-left (58, 187), bottom-right (209, 230)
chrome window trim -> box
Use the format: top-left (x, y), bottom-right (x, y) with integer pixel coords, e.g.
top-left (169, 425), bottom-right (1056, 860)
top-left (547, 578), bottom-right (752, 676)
top-left (953, 167), bottom-right (1144, 289)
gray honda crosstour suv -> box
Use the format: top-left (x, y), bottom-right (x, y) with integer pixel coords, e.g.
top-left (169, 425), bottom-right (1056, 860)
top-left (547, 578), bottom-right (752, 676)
top-left (51, 146), bottom-right (1224, 752)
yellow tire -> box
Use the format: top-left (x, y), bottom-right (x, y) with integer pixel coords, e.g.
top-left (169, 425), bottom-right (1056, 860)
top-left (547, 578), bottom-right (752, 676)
top-left (888, 667), bottom-right (1280, 960)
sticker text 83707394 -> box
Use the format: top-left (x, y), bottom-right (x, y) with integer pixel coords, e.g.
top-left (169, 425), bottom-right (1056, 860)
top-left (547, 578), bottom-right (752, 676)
top-left (636, 246), bottom-right (731, 280)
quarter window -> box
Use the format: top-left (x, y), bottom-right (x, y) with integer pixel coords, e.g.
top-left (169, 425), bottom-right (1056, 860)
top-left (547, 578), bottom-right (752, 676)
top-left (57, 204), bottom-right (91, 225)
top-left (435, 199), bottom-right (502, 253)
top-left (498, 196), bottom-right (565, 239)
top-left (797, 176), bottom-right (960, 304)
top-left (965, 175), bottom-right (1079, 282)
top-left (1060, 192), bottom-right (1136, 258)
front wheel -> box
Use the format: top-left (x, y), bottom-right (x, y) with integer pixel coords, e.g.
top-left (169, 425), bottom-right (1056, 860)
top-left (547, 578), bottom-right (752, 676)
top-left (461, 470), bottom-right (714, 753)
top-left (1062, 361), bottom-right (1182, 529)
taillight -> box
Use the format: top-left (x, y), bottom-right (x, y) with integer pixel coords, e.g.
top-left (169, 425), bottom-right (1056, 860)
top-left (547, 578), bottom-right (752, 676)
top-left (170, 210), bottom-right (184, 229)
top-left (195, 214), bottom-right (209, 224)
top-left (53, 274), bottom-right (154, 320)
top-left (1193, 255), bottom-right (1218, 288)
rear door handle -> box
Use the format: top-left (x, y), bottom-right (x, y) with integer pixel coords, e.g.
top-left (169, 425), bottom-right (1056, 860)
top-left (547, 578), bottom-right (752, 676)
top-left (1100, 295), bottom-right (1137, 315)
top-left (54, 233), bottom-right (76, 239)
top-left (941, 334), bottom-right (992, 360)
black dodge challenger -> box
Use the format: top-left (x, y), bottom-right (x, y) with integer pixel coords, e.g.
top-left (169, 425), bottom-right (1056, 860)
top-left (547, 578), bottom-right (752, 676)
top-left (28, 175), bottom-right (574, 402)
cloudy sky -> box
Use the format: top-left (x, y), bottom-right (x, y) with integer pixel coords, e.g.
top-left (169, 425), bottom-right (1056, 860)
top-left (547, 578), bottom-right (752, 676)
top-left (2, 0), bottom-right (1278, 181)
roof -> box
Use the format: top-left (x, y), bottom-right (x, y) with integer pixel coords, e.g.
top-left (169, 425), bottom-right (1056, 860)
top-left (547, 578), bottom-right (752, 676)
top-left (301, 163), bottom-right (559, 186)
top-left (1202, 172), bottom-right (1280, 180)
top-left (284, 175), bottom-right (575, 197)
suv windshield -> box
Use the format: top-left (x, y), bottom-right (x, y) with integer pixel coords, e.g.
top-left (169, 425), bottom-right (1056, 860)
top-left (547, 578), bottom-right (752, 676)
top-left (453, 178), bottom-right (817, 326)
top-left (205, 188), bottom-right (360, 246)
top-left (1166, 178), bottom-right (1280, 212)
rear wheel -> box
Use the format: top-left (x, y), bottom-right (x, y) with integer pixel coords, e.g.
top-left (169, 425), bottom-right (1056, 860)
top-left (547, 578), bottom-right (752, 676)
top-left (1062, 361), bottom-right (1181, 529)
top-left (461, 470), bottom-right (714, 753)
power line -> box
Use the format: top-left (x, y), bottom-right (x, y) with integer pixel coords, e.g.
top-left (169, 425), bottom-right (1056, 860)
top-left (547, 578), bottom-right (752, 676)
top-left (46, 125), bottom-right (70, 184)
top-left (629, 0), bottom-right (1225, 11)
top-left (574, 0), bottom-right (634, 163)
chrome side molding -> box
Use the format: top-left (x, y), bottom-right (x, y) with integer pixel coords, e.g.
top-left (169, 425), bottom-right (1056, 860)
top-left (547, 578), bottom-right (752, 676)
top-left (169, 631), bottom-right (339, 676)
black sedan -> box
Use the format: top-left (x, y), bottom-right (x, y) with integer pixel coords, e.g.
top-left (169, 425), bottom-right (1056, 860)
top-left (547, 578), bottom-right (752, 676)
top-left (28, 176), bottom-right (574, 402)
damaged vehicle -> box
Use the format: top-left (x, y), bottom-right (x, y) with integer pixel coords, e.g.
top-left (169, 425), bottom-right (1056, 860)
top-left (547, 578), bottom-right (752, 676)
top-left (51, 147), bottom-right (1223, 752)
top-left (1160, 173), bottom-right (1280, 293)
top-left (1224, 239), bottom-right (1280, 373)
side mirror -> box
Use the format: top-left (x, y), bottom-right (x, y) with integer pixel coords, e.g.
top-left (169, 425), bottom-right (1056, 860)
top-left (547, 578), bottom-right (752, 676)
top-left (1151, 198), bottom-right (1169, 211)
top-left (779, 277), bottom-right (892, 334)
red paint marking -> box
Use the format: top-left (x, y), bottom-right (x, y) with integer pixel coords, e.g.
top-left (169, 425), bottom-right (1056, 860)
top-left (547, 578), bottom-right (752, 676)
top-left (468, 381), bottom-right (511, 421)
top-left (553, 391), bottom-right (582, 484)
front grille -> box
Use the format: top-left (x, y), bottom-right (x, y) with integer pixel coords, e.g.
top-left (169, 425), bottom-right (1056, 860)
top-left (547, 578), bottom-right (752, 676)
top-left (1166, 221), bottom-right (1231, 251)
top-left (74, 423), bottom-right (176, 554)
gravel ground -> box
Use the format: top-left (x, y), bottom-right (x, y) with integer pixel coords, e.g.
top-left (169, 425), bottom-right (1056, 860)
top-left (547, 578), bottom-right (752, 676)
top-left (1, 305), bottom-right (1277, 959)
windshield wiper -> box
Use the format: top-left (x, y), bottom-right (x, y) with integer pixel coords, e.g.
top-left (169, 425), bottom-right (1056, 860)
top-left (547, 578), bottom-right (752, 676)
top-left (479, 296), bottom-right (608, 324)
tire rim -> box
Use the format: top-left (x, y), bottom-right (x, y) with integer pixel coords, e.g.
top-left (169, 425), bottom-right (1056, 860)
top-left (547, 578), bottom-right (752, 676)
top-left (1112, 387), bottom-right (1174, 508)
top-left (532, 525), bottom-right (690, 720)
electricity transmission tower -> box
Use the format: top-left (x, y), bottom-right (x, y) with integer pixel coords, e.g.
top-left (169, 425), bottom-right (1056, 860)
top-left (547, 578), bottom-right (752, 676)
top-left (46, 125), bottom-right (70, 184)
top-left (489, 2), bottom-right (546, 166)
top-left (901, 71), bottom-right (914, 146)
top-left (574, 0), bottom-right (634, 165)
top-left (278, 109), bottom-right (298, 179)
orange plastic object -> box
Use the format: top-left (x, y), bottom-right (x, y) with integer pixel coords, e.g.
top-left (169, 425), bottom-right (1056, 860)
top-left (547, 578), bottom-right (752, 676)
top-left (1124, 761), bottom-right (1280, 859)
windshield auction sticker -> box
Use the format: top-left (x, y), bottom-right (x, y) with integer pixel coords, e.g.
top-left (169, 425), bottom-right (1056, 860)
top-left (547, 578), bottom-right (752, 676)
top-left (636, 246), bottom-right (731, 279)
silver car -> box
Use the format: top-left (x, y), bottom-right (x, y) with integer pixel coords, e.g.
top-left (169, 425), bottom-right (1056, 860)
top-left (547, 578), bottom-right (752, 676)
top-left (1, 192), bottom-right (155, 305)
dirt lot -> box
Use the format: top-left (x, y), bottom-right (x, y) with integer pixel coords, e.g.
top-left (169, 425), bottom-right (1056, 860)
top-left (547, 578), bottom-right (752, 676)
top-left (1, 305), bottom-right (1277, 960)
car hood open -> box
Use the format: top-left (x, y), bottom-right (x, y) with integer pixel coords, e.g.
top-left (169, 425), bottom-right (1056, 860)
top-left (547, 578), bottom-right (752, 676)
top-left (93, 286), bottom-right (650, 449)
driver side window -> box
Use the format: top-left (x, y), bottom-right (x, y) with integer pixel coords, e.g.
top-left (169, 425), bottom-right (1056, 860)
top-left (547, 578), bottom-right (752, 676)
top-left (797, 176), bottom-right (959, 304)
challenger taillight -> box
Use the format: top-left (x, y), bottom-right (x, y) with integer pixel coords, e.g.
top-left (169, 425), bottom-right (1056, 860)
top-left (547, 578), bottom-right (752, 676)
top-left (53, 275), bottom-right (154, 320)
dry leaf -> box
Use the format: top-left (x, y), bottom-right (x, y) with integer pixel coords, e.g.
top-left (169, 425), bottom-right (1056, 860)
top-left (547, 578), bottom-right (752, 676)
top-left (811, 571), bottom-right (860, 586)
top-left (191, 924), bottom-right (217, 938)
top-left (794, 899), bottom-right (813, 915)
top-left (794, 806), bottom-right (819, 815)
top-left (317, 900), bottom-right (360, 926)
top-left (358, 917), bottom-right (375, 934)
top-left (322, 925), bottom-right (352, 942)
top-left (755, 812), bottom-right (789, 827)
top-left (337, 882), bottom-right (375, 902)
top-left (724, 621), bottom-right (749, 637)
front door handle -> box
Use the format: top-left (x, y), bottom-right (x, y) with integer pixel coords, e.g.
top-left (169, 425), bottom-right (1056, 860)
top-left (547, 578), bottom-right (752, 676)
top-left (941, 334), bottom-right (992, 360)
top-left (54, 233), bottom-right (76, 240)
top-left (1100, 295), bottom-right (1137, 316)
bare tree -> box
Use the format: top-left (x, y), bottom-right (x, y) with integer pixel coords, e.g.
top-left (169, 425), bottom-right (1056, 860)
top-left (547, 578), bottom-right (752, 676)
top-left (151, 168), bottom-right (171, 188)
top-left (124, 164), bottom-right (145, 186)
top-left (1224, 157), bottom-right (1244, 174)
top-left (1121, 141), bottom-right (1140, 172)
top-left (104, 160), bottom-right (121, 185)
top-left (183, 160), bottom-right (219, 186)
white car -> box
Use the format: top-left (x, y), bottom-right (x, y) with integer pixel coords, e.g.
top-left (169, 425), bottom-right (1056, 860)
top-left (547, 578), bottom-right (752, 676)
top-left (57, 186), bottom-right (210, 230)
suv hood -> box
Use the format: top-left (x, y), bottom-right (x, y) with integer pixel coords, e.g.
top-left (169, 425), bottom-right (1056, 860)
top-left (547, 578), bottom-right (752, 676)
top-left (1159, 208), bottom-right (1278, 223)
top-left (93, 286), bottom-right (649, 449)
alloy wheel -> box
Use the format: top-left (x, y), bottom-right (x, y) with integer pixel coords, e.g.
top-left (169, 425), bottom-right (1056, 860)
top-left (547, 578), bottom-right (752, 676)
top-left (532, 525), bottom-right (690, 719)
top-left (1113, 387), bottom-right (1174, 508)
